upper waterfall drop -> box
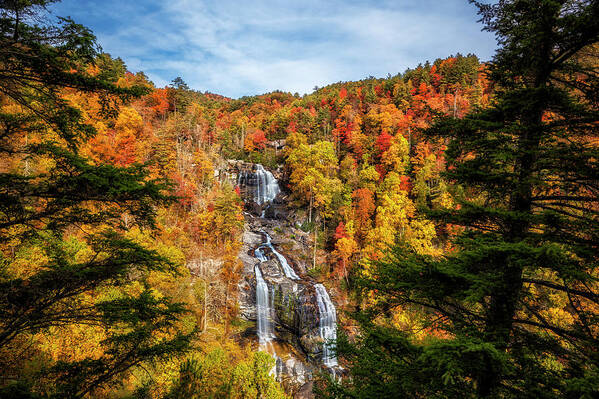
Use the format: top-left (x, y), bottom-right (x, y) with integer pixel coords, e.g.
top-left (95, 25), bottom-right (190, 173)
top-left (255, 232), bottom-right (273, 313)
top-left (237, 164), bottom-right (280, 205)
top-left (255, 164), bottom-right (280, 205)
top-left (315, 283), bottom-right (338, 368)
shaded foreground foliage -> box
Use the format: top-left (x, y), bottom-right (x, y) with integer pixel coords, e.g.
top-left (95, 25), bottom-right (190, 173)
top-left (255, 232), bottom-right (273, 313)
top-left (165, 350), bottom-right (287, 399)
top-left (3, 0), bottom-right (599, 397)
top-left (0, 1), bottom-right (193, 397)
top-left (320, 1), bottom-right (599, 398)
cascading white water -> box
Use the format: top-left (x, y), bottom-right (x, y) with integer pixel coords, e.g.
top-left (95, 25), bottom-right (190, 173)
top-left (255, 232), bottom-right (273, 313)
top-left (255, 255), bottom-right (280, 378)
top-left (255, 165), bottom-right (280, 204)
top-left (315, 283), bottom-right (338, 367)
top-left (245, 162), bottom-right (339, 373)
top-left (238, 164), bottom-right (280, 205)
top-left (255, 247), bottom-right (268, 263)
top-left (255, 264), bottom-right (274, 344)
top-left (256, 232), bottom-right (300, 280)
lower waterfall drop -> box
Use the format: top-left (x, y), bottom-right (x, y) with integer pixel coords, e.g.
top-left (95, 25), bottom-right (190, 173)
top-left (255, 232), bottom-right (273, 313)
top-left (255, 264), bottom-right (273, 344)
top-left (255, 263), bottom-right (280, 378)
top-left (315, 283), bottom-right (338, 368)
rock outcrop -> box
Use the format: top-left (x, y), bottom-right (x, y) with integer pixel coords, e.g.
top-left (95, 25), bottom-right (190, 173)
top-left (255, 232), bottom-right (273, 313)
top-left (229, 161), bottom-right (340, 398)
top-left (238, 221), bottom-right (327, 359)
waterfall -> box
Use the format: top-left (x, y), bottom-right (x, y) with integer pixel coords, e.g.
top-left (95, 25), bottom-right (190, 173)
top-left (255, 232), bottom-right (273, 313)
top-left (315, 284), bottom-right (338, 367)
top-left (245, 161), bottom-right (339, 375)
top-left (238, 164), bottom-right (280, 205)
top-left (255, 258), bottom-right (280, 379)
top-left (255, 247), bottom-right (268, 263)
top-left (257, 232), bottom-right (300, 280)
top-left (255, 264), bottom-right (274, 344)
top-left (255, 165), bottom-right (280, 205)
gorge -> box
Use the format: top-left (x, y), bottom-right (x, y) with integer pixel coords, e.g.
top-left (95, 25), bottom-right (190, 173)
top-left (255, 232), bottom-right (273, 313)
top-left (230, 162), bottom-right (340, 394)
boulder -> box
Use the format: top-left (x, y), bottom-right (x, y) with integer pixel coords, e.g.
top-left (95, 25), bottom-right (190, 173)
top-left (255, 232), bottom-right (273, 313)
top-left (238, 273), bottom-right (257, 321)
top-left (268, 280), bottom-right (323, 358)
top-left (263, 204), bottom-right (276, 219)
top-left (273, 192), bottom-right (286, 205)
top-left (245, 200), bottom-right (263, 216)
top-left (295, 381), bottom-right (315, 399)
top-left (264, 203), bottom-right (288, 220)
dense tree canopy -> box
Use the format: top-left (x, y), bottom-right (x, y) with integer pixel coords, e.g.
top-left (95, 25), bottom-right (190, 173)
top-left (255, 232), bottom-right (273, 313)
top-left (3, 0), bottom-right (598, 397)
top-left (0, 2), bottom-right (193, 397)
top-left (322, 1), bottom-right (599, 398)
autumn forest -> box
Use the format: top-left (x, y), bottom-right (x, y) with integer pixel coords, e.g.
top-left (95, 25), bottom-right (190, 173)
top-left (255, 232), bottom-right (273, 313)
top-left (1, 1), bottom-right (598, 398)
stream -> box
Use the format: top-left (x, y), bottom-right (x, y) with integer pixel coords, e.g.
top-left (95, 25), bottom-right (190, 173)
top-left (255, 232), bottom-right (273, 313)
top-left (231, 162), bottom-right (340, 396)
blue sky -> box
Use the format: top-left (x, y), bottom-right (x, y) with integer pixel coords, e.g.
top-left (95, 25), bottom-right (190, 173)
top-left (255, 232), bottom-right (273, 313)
top-left (49, 0), bottom-right (498, 98)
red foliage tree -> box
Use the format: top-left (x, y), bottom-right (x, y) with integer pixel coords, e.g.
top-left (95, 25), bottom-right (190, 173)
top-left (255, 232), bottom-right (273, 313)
top-left (352, 188), bottom-right (375, 236)
top-left (148, 88), bottom-right (169, 118)
top-left (244, 128), bottom-right (268, 151)
top-left (334, 222), bottom-right (349, 240)
top-left (375, 130), bottom-right (393, 154)
top-left (339, 87), bottom-right (348, 100)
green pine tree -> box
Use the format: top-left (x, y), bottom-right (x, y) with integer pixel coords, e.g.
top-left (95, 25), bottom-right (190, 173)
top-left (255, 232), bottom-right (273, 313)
top-left (321, 1), bottom-right (599, 398)
top-left (0, 1), bottom-right (193, 397)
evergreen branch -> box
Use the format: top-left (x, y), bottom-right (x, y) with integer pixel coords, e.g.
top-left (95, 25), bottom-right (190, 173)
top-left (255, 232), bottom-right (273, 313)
top-left (521, 278), bottom-right (599, 303)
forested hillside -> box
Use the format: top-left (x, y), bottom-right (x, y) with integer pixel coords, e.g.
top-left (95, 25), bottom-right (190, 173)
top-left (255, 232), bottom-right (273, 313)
top-left (1, 1), bottom-right (598, 398)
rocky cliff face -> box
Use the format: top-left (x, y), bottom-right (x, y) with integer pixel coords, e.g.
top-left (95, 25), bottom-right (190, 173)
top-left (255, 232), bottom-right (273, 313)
top-left (237, 219), bottom-right (320, 396)
top-left (238, 219), bottom-right (327, 359)
top-left (230, 161), bottom-right (341, 397)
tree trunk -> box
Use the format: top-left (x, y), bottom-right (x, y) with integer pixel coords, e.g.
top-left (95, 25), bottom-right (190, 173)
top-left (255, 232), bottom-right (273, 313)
top-left (241, 125), bottom-right (246, 151)
top-left (453, 89), bottom-right (458, 118)
top-left (223, 283), bottom-right (230, 338)
top-left (309, 188), bottom-right (313, 223)
top-left (343, 258), bottom-right (350, 287)
top-left (203, 279), bottom-right (208, 333)
top-left (313, 217), bottom-right (317, 270)
top-left (477, 87), bottom-right (544, 398)
top-left (13, 8), bottom-right (19, 42)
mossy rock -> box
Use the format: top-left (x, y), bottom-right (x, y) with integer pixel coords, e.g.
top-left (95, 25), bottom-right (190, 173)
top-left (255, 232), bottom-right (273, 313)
top-left (273, 286), bottom-right (299, 332)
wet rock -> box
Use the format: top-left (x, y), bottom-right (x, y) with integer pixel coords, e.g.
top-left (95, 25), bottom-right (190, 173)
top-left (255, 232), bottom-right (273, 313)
top-left (264, 204), bottom-right (289, 220)
top-left (274, 349), bottom-right (315, 398)
top-left (273, 192), bottom-right (287, 205)
top-left (261, 256), bottom-right (286, 280)
top-left (263, 204), bottom-right (276, 219)
top-left (245, 200), bottom-right (263, 216)
top-left (238, 273), bottom-right (257, 321)
top-left (273, 284), bottom-right (299, 330)
top-left (268, 282), bottom-right (323, 358)
top-left (295, 381), bottom-right (315, 399)
top-left (299, 334), bottom-right (323, 358)
top-left (242, 227), bottom-right (264, 248)
top-left (238, 228), bottom-right (264, 321)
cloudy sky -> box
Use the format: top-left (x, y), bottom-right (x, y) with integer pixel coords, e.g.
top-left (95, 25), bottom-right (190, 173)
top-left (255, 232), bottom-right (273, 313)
top-left (49, 0), bottom-right (498, 98)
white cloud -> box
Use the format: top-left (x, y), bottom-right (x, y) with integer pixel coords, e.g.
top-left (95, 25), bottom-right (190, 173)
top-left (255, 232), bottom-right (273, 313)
top-left (53, 0), bottom-right (497, 98)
